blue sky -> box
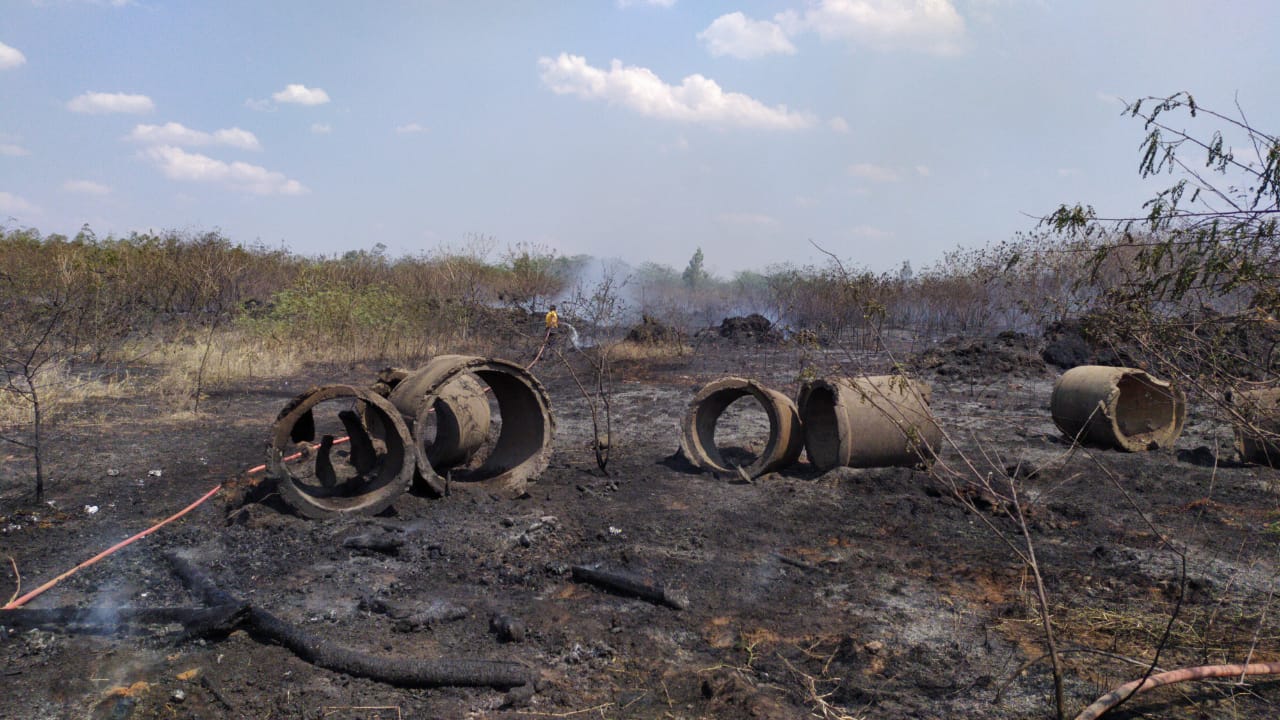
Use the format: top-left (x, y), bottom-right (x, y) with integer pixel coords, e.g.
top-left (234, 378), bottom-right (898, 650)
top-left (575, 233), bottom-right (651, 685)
top-left (1, 0), bottom-right (1277, 276)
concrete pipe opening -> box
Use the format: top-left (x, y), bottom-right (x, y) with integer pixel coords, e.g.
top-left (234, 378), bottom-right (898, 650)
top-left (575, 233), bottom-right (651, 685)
top-left (268, 385), bottom-right (414, 519)
top-left (679, 377), bottom-right (804, 478)
top-left (1050, 365), bottom-right (1186, 451)
top-left (798, 376), bottom-right (940, 470)
top-left (390, 355), bottom-right (554, 497)
top-left (382, 368), bottom-right (492, 480)
top-left (1233, 388), bottom-right (1280, 466)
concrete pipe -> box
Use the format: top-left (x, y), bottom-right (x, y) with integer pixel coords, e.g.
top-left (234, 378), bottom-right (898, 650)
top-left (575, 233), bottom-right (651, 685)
top-left (1233, 388), bottom-right (1280, 466)
top-left (268, 385), bottom-right (415, 519)
top-left (389, 355), bottom-right (555, 497)
top-left (798, 376), bottom-right (941, 470)
top-left (678, 377), bottom-right (804, 478)
top-left (383, 369), bottom-right (492, 472)
top-left (1050, 365), bottom-right (1186, 451)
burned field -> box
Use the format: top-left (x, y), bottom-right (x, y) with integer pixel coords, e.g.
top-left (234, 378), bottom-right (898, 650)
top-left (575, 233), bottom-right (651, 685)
top-left (2, 335), bottom-right (1279, 720)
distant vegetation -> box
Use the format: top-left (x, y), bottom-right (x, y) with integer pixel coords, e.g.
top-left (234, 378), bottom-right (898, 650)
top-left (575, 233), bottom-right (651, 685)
top-left (2, 92), bottom-right (1275, 501)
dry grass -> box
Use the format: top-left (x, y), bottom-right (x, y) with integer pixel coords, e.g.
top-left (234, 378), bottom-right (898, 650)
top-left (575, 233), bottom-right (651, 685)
top-left (132, 329), bottom-right (309, 386)
top-left (0, 361), bottom-right (136, 430)
top-left (605, 340), bottom-right (692, 362)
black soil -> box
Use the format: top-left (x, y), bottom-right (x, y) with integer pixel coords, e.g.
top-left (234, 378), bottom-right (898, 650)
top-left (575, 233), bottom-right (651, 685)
top-left (2, 339), bottom-right (1279, 719)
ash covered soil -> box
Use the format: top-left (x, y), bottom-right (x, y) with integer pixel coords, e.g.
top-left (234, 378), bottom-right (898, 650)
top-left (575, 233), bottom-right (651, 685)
top-left (2, 335), bottom-right (1279, 719)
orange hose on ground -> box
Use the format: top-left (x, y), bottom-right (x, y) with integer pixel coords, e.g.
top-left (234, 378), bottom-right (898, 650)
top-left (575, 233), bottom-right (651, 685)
top-left (5, 433), bottom-right (355, 609)
top-left (3, 483), bottom-right (225, 609)
top-left (1073, 661), bottom-right (1280, 720)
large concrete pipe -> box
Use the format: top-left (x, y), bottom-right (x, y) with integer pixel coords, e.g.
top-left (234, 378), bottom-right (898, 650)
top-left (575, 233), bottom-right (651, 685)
top-left (378, 367), bottom-right (492, 473)
top-left (679, 377), bottom-right (804, 478)
top-left (1050, 365), bottom-right (1186, 451)
top-left (388, 356), bottom-right (554, 497)
top-left (797, 376), bottom-right (940, 470)
top-left (268, 385), bottom-right (415, 519)
top-left (1233, 387), bottom-right (1280, 466)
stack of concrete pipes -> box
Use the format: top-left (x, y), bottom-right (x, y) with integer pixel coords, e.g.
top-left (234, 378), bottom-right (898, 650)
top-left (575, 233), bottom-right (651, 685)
top-left (266, 355), bottom-right (555, 518)
top-left (680, 365), bottom-right (1277, 478)
top-left (678, 374), bottom-right (943, 478)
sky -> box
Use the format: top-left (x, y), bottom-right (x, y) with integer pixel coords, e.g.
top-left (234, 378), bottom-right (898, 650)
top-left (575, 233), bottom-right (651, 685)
top-left (1, 1), bottom-right (1278, 277)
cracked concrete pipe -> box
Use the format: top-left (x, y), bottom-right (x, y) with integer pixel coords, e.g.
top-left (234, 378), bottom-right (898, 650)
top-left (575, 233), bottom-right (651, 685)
top-left (268, 385), bottom-right (415, 519)
top-left (678, 377), bottom-right (804, 478)
top-left (379, 368), bottom-right (492, 473)
top-left (388, 355), bottom-right (554, 497)
top-left (1050, 365), bottom-right (1186, 451)
top-left (1233, 388), bottom-right (1280, 466)
top-left (798, 376), bottom-right (941, 470)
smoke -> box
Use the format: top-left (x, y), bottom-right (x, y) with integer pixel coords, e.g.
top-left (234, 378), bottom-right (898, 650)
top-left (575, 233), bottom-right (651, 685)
top-left (560, 321), bottom-right (582, 350)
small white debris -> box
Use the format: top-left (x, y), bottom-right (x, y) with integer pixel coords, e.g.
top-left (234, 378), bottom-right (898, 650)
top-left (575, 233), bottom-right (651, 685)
top-left (608, 526), bottom-right (623, 536)
top-left (171, 689), bottom-right (185, 702)
top-left (84, 505), bottom-right (99, 515)
top-left (148, 469), bottom-right (163, 478)
top-left (106, 469), bottom-right (120, 477)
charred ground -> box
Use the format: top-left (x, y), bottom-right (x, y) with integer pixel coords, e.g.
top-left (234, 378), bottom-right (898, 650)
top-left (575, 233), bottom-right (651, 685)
top-left (2, 334), bottom-right (1279, 720)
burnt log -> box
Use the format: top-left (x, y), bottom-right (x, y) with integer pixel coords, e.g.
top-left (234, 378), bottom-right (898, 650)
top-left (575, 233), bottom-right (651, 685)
top-left (166, 552), bottom-right (532, 689)
top-left (571, 564), bottom-right (688, 610)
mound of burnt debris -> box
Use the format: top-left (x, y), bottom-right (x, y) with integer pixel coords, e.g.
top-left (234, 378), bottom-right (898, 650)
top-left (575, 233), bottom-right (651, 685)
top-left (913, 330), bottom-right (1047, 378)
top-left (624, 314), bottom-right (684, 345)
top-left (1040, 318), bottom-right (1133, 369)
top-left (697, 313), bottom-right (784, 344)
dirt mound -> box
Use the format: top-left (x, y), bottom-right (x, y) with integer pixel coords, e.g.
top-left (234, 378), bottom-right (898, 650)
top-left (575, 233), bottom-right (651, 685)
top-left (913, 331), bottom-right (1047, 377)
top-left (1040, 319), bottom-right (1131, 369)
top-left (1183, 308), bottom-right (1280, 381)
top-left (714, 313), bottom-right (783, 344)
top-left (625, 314), bottom-right (684, 344)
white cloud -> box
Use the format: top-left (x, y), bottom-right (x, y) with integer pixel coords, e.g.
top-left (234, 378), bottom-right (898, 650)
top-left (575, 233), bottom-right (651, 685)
top-left (794, 195), bottom-right (819, 208)
top-left (660, 135), bottom-right (690, 153)
top-left (698, 12), bottom-right (796, 59)
top-left (538, 53), bottom-right (816, 130)
top-left (126, 122), bottom-right (261, 151)
top-left (915, 164), bottom-right (931, 176)
top-left (0, 143), bottom-right (29, 157)
top-left (0, 41), bottom-right (26, 70)
top-left (1057, 168), bottom-right (1079, 177)
top-left (63, 179), bottom-right (111, 195)
top-left (1096, 91), bottom-right (1126, 107)
top-left (272, 83), bottom-right (330, 106)
top-left (141, 145), bottom-right (308, 196)
top-left (311, 123), bottom-right (332, 135)
top-left (777, 0), bottom-right (966, 55)
top-left (395, 122), bottom-right (428, 134)
top-left (719, 212), bottom-right (780, 226)
top-left (0, 191), bottom-right (37, 215)
top-left (850, 224), bottom-right (892, 239)
top-left (67, 91), bottom-right (155, 114)
top-left (828, 116), bottom-right (849, 133)
top-left (849, 162), bottom-right (900, 182)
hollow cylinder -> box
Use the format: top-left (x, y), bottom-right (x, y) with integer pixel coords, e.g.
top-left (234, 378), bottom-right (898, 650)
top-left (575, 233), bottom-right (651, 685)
top-left (387, 370), bottom-right (492, 471)
top-left (797, 375), bottom-right (940, 470)
top-left (678, 376), bottom-right (804, 478)
top-left (390, 355), bottom-right (554, 497)
top-left (268, 385), bottom-right (414, 519)
top-left (1233, 387), bottom-right (1280, 466)
top-left (1050, 365), bottom-right (1185, 451)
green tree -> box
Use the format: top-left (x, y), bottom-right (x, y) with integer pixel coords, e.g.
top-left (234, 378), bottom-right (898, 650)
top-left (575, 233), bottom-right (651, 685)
top-left (682, 247), bottom-right (709, 289)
